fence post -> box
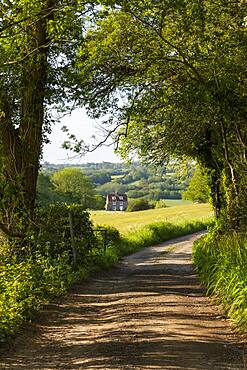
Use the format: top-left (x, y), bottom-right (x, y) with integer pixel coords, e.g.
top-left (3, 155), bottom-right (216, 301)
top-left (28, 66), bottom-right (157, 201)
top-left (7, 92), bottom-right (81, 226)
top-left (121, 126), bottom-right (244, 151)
top-left (103, 229), bottom-right (107, 252)
top-left (68, 210), bottom-right (77, 265)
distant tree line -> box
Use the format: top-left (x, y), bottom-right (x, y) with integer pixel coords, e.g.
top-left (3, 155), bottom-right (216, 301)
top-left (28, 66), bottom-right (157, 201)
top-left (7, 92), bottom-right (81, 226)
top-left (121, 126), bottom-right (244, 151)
top-left (38, 161), bottom-right (209, 209)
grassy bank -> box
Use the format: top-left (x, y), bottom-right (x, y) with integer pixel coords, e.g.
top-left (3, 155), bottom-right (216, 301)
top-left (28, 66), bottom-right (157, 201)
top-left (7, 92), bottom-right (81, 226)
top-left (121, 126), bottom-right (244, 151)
top-left (117, 219), bottom-right (212, 256)
top-left (0, 216), bottom-right (213, 342)
top-left (193, 231), bottom-right (247, 333)
top-left (90, 203), bottom-right (212, 233)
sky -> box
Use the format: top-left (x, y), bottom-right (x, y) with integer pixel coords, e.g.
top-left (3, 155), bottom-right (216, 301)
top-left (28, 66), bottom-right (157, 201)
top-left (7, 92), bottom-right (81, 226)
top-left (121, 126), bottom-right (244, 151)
top-left (42, 108), bottom-right (121, 164)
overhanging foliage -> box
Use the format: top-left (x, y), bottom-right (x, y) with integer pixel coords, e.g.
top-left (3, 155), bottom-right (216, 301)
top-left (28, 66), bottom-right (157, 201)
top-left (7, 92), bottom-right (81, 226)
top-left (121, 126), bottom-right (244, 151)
top-left (72, 0), bottom-right (247, 229)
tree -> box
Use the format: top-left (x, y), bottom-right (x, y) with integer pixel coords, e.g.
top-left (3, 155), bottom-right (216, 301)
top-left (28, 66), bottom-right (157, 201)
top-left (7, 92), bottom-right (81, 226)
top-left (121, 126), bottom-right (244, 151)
top-left (0, 1), bottom-right (98, 237)
top-left (182, 167), bottom-right (210, 204)
top-left (36, 173), bottom-right (58, 206)
top-left (93, 194), bottom-right (106, 210)
top-left (73, 0), bottom-right (247, 228)
top-left (127, 198), bottom-right (154, 212)
top-left (51, 168), bottom-right (95, 209)
top-left (36, 172), bottom-right (76, 206)
top-left (96, 181), bottom-right (127, 196)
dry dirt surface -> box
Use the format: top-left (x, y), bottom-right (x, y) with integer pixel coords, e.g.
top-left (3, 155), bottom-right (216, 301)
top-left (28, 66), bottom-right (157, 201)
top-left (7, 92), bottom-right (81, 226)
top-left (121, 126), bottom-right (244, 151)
top-left (0, 232), bottom-right (246, 370)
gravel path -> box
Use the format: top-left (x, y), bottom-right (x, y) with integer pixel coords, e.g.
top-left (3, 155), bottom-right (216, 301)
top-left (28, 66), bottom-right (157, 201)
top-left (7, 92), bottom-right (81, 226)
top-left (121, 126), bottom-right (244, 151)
top-left (0, 232), bottom-right (245, 369)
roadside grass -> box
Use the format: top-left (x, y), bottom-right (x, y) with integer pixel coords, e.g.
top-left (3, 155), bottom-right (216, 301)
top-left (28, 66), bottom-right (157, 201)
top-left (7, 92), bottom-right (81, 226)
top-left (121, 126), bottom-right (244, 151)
top-left (116, 218), bottom-right (212, 257)
top-left (90, 203), bottom-right (212, 234)
top-left (193, 231), bottom-right (247, 333)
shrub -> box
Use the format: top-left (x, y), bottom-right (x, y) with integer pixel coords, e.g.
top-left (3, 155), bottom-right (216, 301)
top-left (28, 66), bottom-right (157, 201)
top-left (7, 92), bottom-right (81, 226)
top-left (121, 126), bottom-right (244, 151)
top-left (117, 218), bottom-right (213, 257)
top-left (0, 251), bottom-right (81, 342)
top-left (33, 203), bottom-right (97, 261)
top-left (127, 198), bottom-right (154, 212)
top-left (155, 199), bottom-right (167, 208)
top-left (93, 225), bottom-right (121, 251)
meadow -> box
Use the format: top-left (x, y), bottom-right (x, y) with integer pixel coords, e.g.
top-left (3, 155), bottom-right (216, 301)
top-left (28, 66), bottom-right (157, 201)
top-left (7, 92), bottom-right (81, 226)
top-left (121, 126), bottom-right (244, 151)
top-left (90, 203), bottom-right (213, 233)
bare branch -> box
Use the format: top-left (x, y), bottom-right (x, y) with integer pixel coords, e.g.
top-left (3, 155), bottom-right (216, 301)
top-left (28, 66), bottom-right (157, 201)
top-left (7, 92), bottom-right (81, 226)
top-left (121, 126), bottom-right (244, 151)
top-left (0, 222), bottom-right (24, 238)
top-left (88, 122), bottom-right (124, 152)
top-left (0, 41), bottom-right (53, 67)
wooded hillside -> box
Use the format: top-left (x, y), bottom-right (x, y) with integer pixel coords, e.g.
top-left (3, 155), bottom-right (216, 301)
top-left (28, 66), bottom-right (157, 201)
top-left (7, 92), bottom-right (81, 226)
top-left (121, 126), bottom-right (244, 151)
top-left (38, 161), bottom-right (202, 208)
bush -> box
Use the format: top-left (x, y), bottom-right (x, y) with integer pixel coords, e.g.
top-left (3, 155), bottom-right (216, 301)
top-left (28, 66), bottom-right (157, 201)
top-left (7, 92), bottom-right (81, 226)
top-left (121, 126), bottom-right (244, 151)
top-left (155, 199), bottom-right (167, 208)
top-left (91, 195), bottom-right (106, 210)
top-left (193, 230), bottom-right (247, 332)
top-left (116, 218), bottom-right (213, 258)
top-left (0, 251), bottom-right (82, 342)
top-left (127, 198), bottom-right (154, 212)
top-left (0, 203), bottom-right (105, 342)
top-left (33, 203), bottom-right (97, 261)
top-left (93, 225), bottom-right (121, 250)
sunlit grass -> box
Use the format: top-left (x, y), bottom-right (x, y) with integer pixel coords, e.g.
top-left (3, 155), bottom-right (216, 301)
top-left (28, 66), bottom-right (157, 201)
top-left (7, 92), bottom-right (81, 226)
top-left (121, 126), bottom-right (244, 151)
top-left (162, 199), bottom-right (192, 206)
top-left (193, 231), bottom-right (247, 333)
top-left (90, 203), bottom-right (213, 233)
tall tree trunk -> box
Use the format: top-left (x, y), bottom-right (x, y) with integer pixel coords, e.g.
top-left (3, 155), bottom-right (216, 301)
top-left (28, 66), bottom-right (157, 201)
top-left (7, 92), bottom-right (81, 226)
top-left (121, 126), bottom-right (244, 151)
top-left (0, 4), bottom-right (50, 237)
top-left (19, 28), bottom-right (48, 213)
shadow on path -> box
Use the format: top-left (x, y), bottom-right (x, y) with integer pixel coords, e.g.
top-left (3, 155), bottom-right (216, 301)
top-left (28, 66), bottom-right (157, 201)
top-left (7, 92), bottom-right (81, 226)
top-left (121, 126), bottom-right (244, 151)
top-left (0, 233), bottom-right (245, 369)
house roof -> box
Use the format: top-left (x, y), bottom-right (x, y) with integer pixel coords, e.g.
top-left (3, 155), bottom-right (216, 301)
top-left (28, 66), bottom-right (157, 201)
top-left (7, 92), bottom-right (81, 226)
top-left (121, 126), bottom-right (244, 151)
top-left (106, 193), bottom-right (128, 201)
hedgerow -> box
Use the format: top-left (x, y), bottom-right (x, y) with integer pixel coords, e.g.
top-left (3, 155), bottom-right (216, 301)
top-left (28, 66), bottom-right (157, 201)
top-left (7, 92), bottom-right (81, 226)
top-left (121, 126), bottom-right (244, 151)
top-left (33, 203), bottom-right (97, 261)
top-left (0, 251), bottom-right (79, 341)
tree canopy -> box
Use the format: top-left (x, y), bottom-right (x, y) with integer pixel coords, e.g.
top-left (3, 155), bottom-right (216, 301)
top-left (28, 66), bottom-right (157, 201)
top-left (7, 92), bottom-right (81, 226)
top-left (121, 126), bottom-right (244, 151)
top-left (0, 0), bottom-right (246, 237)
top-left (0, 0), bottom-right (97, 236)
top-left (52, 168), bottom-right (95, 209)
top-left (73, 0), bottom-right (247, 228)
top-left (182, 166), bottom-right (210, 204)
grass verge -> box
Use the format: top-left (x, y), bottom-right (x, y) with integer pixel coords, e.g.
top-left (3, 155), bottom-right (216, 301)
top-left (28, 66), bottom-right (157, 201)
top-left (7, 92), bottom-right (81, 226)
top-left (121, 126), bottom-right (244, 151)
top-left (117, 219), bottom-right (213, 257)
top-left (193, 230), bottom-right (247, 334)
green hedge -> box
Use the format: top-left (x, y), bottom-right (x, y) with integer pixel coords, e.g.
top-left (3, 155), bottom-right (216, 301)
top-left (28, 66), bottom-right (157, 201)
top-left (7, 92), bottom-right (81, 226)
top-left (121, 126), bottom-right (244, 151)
top-left (0, 251), bottom-right (81, 342)
top-left (193, 231), bottom-right (247, 332)
top-left (127, 198), bottom-right (154, 212)
top-left (33, 203), bottom-right (97, 261)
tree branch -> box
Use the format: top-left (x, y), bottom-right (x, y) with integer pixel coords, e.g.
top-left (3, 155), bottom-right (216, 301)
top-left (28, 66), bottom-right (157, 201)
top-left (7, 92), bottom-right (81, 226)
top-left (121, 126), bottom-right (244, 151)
top-left (125, 6), bottom-right (205, 84)
top-left (0, 222), bottom-right (24, 238)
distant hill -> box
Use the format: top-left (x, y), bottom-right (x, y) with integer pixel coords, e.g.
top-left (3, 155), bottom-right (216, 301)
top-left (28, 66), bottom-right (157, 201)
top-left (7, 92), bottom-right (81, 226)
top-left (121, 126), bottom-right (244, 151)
top-left (40, 161), bottom-right (194, 203)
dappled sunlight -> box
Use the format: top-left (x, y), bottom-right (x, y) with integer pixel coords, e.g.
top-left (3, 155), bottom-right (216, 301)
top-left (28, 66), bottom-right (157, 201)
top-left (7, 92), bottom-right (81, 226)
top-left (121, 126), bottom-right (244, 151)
top-left (0, 234), bottom-right (243, 369)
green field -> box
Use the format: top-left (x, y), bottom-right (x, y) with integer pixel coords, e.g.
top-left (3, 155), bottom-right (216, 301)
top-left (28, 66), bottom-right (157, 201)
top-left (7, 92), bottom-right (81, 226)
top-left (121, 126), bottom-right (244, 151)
top-left (90, 203), bottom-right (213, 233)
top-left (160, 199), bottom-right (192, 207)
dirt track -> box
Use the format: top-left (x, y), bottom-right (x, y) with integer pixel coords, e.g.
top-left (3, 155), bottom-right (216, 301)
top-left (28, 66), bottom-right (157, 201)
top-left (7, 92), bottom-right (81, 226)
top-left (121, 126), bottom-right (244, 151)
top-left (0, 232), bottom-right (245, 369)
